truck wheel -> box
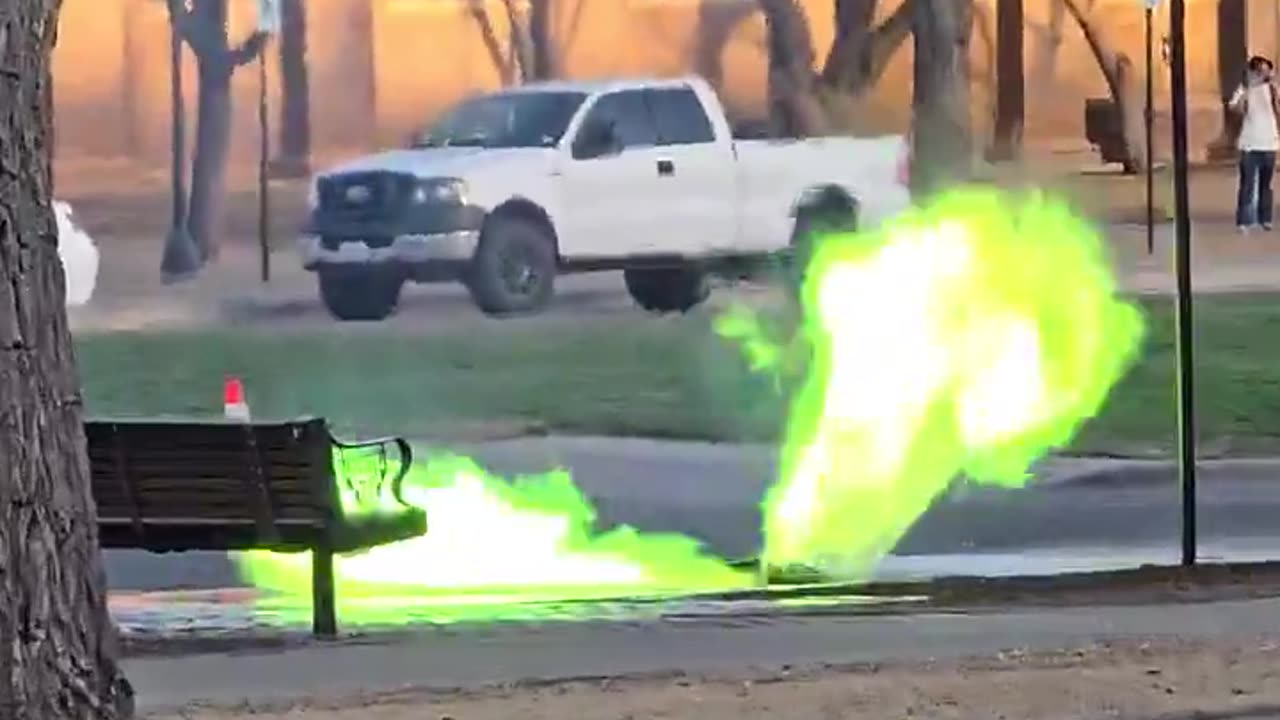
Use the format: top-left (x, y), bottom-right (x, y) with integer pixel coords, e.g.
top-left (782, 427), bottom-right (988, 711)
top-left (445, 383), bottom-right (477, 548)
top-left (789, 193), bottom-right (858, 294)
top-left (318, 268), bottom-right (403, 321)
top-left (467, 217), bottom-right (557, 316)
top-left (624, 267), bottom-right (709, 314)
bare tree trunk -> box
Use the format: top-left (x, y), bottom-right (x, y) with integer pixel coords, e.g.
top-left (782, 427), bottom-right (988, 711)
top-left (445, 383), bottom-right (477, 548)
top-left (0, 1), bottom-right (134, 717)
top-left (169, 0), bottom-right (267, 262)
top-left (504, 0), bottom-right (536, 83)
top-left (760, 0), bottom-right (828, 136)
top-left (529, 0), bottom-right (556, 81)
top-left (274, 0), bottom-right (311, 178)
top-left (1210, 0), bottom-right (1247, 159)
top-left (911, 0), bottom-right (974, 196)
top-left (756, 0), bottom-right (914, 136)
top-left (1029, 0), bottom-right (1066, 93)
top-left (991, 0), bottom-right (1024, 161)
top-left (468, 0), bottom-right (517, 85)
top-left (821, 0), bottom-right (913, 96)
top-left (694, 0), bottom-right (758, 89)
top-left (469, 0), bottom-right (557, 84)
top-left (1062, 0), bottom-right (1146, 172)
top-left (188, 71), bottom-right (233, 261)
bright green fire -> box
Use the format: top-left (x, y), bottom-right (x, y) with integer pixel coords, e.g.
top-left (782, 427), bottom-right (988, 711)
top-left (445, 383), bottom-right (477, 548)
top-left (237, 187), bottom-right (1143, 621)
top-left (740, 187), bottom-right (1145, 576)
top-left (238, 453), bottom-right (749, 623)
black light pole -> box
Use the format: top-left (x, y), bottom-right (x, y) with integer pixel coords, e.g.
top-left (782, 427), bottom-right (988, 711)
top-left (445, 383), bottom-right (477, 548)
top-left (1145, 0), bottom-right (1155, 255)
top-left (1168, 0), bottom-right (1197, 567)
top-left (160, 3), bottom-right (200, 283)
top-left (258, 43), bottom-right (271, 284)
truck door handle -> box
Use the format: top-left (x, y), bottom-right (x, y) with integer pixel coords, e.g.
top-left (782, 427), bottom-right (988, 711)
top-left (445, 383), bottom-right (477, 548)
top-left (657, 159), bottom-right (675, 177)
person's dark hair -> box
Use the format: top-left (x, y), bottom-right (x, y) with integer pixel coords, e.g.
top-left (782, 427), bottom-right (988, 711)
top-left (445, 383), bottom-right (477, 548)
top-left (1249, 55), bottom-right (1274, 72)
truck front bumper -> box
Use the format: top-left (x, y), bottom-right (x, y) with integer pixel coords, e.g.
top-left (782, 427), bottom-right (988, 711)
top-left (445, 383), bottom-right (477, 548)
top-left (299, 230), bottom-right (480, 270)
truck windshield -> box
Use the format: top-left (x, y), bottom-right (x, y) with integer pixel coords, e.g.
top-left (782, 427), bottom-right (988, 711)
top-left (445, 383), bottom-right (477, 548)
top-left (414, 91), bottom-right (587, 149)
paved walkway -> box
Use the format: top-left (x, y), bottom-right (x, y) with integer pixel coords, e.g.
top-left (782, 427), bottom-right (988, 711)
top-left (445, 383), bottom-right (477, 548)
top-left (128, 596), bottom-right (1280, 713)
top-left (103, 442), bottom-right (1280, 594)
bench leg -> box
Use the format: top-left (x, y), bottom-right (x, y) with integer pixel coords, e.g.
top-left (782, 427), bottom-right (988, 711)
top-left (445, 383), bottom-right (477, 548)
top-left (311, 543), bottom-right (337, 639)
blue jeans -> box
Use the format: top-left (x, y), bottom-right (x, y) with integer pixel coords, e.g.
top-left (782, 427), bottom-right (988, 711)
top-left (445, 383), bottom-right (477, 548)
top-left (1237, 150), bottom-right (1276, 226)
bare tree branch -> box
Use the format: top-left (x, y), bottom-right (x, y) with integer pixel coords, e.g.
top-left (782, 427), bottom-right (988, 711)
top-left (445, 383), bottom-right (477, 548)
top-left (821, 0), bottom-right (913, 95)
top-left (505, 0), bottom-right (536, 82)
top-left (228, 30), bottom-right (268, 68)
top-left (694, 0), bottom-right (758, 89)
top-left (167, 0), bottom-right (266, 72)
top-left (466, 0), bottom-right (516, 84)
top-left (528, 0), bottom-right (556, 80)
top-left (759, 0), bottom-right (828, 135)
top-left (1061, 0), bottom-right (1147, 171)
top-left (167, 0), bottom-right (222, 61)
top-left (862, 0), bottom-right (913, 84)
top-left (1061, 0), bottom-right (1120, 101)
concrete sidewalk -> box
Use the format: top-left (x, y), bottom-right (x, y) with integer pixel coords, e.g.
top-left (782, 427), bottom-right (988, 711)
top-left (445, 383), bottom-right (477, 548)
top-left (104, 441), bottom-right (1280, 593)
top-left (128, 596), bottom-right (1280, 714)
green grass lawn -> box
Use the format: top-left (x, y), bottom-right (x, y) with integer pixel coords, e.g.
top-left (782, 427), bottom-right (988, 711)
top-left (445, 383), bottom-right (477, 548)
top-left (75, 294), bottom-right (1280, 457)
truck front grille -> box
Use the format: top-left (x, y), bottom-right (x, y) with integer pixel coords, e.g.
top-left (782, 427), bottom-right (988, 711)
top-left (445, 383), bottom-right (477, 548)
top-left (317, 171), bottom-right (415, 222)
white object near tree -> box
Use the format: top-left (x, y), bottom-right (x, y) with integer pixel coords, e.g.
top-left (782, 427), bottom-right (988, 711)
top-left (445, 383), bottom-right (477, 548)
top-left (54, 201), bottom-right (99, 308)
top-left (256, 0), bottom-right (281, 34)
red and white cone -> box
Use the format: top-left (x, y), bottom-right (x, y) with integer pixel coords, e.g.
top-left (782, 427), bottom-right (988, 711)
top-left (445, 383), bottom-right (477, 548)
top-left (223, 376), bottom-right (251, 422)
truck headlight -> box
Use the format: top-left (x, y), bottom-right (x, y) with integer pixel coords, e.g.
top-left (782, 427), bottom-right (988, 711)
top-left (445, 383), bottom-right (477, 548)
top-left (412, 178), bottom-right (467, 205)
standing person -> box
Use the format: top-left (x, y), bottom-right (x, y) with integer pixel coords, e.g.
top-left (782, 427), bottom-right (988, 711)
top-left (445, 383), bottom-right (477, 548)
top-left (1229, 55), bottom-right (1280, 232)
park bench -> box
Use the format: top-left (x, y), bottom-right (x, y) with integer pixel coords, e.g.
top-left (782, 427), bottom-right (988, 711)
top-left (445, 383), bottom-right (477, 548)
top-left (85, 417), bottom-right (425, 638)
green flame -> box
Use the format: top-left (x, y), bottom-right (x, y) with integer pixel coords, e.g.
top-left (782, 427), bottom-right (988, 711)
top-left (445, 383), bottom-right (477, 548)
top-left (237, 453), bottom-right (748, 624)
top-left (236, 187), bottom-right (1144, 622)
top-left (755, 187), bottom-right (1145, 575)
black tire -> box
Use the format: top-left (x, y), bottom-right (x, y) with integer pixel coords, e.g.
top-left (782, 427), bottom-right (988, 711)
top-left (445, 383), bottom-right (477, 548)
top-left (467, 216), bottom-right (557, 316)
top-left (624, 267), bottom-right (710, 314)
top-left (318, 268), bottom-right (403, 321)
top-left (788, 192), bottom-right (858, 293)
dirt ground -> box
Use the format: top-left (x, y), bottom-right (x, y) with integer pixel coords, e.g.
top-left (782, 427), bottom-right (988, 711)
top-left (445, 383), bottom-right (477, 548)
top-left (151, 636), bottom-right (1280, 720)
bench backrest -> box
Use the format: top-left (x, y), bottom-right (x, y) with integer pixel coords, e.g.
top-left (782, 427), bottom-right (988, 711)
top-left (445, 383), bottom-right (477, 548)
top-left (86, 418), bottom-right (340, 552)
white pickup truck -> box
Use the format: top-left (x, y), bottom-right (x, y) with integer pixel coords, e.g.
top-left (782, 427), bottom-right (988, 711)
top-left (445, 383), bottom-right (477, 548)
top-left (299, 76), bottom-right (910, 320)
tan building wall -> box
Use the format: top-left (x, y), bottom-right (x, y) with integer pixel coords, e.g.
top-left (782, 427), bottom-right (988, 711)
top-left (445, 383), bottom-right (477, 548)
top-left (49, 0), bottom-right (1280, 166)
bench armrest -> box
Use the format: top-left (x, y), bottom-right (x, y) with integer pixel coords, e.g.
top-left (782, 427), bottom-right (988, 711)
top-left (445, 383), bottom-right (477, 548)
top-left (331, 435), bottom-right (414, 506)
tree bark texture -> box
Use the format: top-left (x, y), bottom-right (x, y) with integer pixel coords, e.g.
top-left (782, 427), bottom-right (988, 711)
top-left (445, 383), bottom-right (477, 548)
top-left (528, 0), bottom-right (556, 81)
top-left (170, 0), bottom-right (267, 263)
top-left (760, 0), bottom-right (829, 135)
top-left (911, 0), bottom-right (975, 196)
top-left (1062, 0), bottom-right (1146, 172)
top-left (1028, 0), bottom-right (1065, 95)
top-left (757, 0), bottom-right (914, 136)
top-left (275, 0), bottom-right (310, 177)
top-left (1212, 0), bottom-right (1247, 155)
top-left (0, 1), bottom-right (134, 718)
top-left (470, 0), bottom-right (560, 85)
top-left (468, 0), bottom-right (516, 84)
top-left (991, 0), bottom-right (1024, 160)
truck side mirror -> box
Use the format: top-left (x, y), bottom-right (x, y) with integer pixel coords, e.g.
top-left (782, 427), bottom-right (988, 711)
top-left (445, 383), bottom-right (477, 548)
top-left (573, 121), bottom-right (620, 160)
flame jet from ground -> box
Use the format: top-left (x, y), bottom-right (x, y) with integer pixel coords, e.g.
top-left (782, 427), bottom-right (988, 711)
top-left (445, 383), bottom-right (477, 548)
top-left (237, 187), bottom-right (1143, 623)
top-left (723, 188), bottom-right (1145, 577)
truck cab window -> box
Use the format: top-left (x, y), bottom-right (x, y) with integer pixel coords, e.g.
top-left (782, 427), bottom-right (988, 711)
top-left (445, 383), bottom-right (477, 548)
top-left (415, 91), bottom-right (586, 149)
top-left (648, 88), bottom-right (715, 146)
top-left (573, 90), bottom-right (657, 159)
